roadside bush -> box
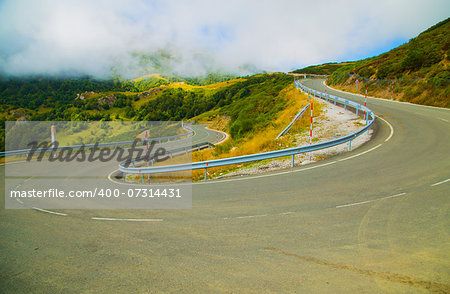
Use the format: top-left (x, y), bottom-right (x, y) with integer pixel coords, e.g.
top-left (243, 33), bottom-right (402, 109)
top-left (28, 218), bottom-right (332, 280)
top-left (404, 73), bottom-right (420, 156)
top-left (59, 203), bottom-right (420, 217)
top-left (358, 67), bottom-right (375, 78)
top-left (428, 71), bottom-right (450, 88)
top-left (230, 118), bottom-right (253, 138)
top-left (402, 39), bottom-right (443, 71)
top-left (376, 62), bottom-right (392, 79)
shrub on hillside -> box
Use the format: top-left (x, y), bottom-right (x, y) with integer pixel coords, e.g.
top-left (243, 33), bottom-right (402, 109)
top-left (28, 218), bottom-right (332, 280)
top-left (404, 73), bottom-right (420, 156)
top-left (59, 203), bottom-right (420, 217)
top-left (428, 71), bottom-right (450, 88)
top-left (230, 118), bottom-right (253, 138)
top-left (402, 38), bottom-right (443, 71)
top-left (358, 67), bottom-right (375, 78)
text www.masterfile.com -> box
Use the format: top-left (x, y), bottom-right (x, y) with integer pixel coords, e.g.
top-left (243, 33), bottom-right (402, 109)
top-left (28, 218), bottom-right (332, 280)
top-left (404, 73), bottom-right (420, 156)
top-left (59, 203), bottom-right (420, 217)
top-left (9, 188), bottom-right (183, 198)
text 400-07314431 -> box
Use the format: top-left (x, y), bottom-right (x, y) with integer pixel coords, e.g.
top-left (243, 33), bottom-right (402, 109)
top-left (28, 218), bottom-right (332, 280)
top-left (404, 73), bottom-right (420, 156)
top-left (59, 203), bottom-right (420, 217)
top-left (126, 188), bottom-right (181, 198)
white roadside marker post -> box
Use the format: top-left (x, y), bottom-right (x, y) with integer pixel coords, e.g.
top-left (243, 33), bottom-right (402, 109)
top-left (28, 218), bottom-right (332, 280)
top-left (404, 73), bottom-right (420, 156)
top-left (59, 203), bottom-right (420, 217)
top-left (364, 85), bottom-right (368, 124)
top-left (309, 98), bottom-right (313, 161)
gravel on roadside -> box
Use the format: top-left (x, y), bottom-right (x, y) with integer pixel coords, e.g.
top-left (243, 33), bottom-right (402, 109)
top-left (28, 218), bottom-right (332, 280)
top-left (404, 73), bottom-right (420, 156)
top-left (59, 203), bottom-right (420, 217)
top-left (214, 98), bottom-right (373, 179)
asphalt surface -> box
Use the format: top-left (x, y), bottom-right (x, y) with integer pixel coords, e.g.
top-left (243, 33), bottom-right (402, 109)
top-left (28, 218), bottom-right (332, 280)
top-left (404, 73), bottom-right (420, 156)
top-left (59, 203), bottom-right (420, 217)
top-left (3, 124), bottom-right (225, 209)
top-left (0, 80), bottom-right (449, 293)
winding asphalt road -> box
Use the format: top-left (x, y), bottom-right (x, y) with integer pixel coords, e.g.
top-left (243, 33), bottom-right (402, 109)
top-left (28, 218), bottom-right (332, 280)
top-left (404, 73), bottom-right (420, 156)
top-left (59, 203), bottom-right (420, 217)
top-left (1, 80), bottom-right (449, 293)
top-left (3, 124), bottom-right (225, 209)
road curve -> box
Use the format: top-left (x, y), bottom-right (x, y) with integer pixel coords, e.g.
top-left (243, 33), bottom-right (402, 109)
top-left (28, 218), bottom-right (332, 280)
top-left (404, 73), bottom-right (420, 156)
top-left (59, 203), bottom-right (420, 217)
top-left (0, 80), bottom-right (449, 293)
top-left (2, 124), bottom-right (225, 209)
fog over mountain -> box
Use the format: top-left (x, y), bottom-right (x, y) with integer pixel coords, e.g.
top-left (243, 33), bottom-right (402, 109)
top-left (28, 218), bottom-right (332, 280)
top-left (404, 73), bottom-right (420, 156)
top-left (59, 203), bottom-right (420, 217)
top-left (0, 0), bottom-right (448, 78)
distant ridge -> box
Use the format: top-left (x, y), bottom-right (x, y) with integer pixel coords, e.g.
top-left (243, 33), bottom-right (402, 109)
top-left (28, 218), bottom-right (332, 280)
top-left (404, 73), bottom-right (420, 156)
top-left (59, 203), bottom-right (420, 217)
top-left (293, 17), bottom-right (449, 108)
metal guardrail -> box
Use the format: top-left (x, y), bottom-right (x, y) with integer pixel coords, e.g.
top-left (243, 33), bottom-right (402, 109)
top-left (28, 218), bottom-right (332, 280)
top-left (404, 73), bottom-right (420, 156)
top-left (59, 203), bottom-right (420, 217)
top-left (0, 127), bottom-right (194, 158)
top-left (121, 141), bottom-right (214, 168)
top-left (120, 82), bottom-right (375, 180)
top-left (296, 81), bottom-right (371, 118)
top-left (276, 104), bottom-right (310, 139)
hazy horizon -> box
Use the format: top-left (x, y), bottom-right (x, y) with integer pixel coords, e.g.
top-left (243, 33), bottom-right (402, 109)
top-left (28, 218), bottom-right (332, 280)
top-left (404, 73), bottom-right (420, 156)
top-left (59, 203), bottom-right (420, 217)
top-left (0, 0), bottom-right (449, 79)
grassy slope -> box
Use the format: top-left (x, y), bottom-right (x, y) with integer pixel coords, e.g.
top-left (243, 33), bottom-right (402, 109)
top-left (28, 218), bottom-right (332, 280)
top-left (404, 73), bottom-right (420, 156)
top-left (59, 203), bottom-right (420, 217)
top-left (191, 82), bottom-right (321, 180)
top-left (295, 18), bottom-right (450, 108)
top-left (291, 62), bottom-right (352, 75)
top-left (3, 73), bottom-right (319, 163)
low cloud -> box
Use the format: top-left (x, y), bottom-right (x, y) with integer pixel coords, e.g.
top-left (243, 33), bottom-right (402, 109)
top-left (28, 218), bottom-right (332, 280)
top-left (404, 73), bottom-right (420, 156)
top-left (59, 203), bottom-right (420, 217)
top-left (0, 0), bottom-right (448, 78)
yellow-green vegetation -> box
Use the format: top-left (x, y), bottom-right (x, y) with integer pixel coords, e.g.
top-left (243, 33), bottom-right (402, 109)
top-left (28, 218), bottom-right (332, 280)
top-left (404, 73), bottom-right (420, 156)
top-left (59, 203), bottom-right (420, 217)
top-left (54, 121), bottom-right (183, 146)
top-left (0, 73), bottom-right (239, 151)
top-left (2, 72), bottom-right (319, 171)
top-left (297, 18), bottom-right (450, 108)
top-left (1, 73), bottom-right (294, 152)
top-left (4, 121), bottom-right (183, 152)
top-left (330, 18), bottom-right (449, 107)
top-left (292, 62), bottom-right (353, 76)
top-left (52, 122), bottom-right (144, 146)
top-left (191, 85), bottom-right (323, 180)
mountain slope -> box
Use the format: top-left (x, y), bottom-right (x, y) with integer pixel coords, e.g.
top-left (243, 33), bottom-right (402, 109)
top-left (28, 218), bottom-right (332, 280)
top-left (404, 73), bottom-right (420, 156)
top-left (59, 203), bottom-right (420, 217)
top-left (295, 18), bottom-right (450, 107)
top-left (291, 62), bottom-right (352, 76)
top-left (1, 73), bottom-right (308, 153)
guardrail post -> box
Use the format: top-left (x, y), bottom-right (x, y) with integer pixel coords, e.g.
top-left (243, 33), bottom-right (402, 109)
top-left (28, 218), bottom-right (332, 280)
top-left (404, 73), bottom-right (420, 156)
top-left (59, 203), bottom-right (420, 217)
top-left (348, 140), bottom-right (351, 151)
top-left (123, 172), bottom-right (126, 182)
top-left (334, 97), bottom-right (337, 105)
top-left (142, 174), bottom-right (145, 184)
top-left (204, 167), bottom-right (208, 181)
top-left (344, 100), bottom-right (347, 110)
top-left (291, 154), bottom-right (294, 167)
top-left (356, 105), bottom-right (359, 116)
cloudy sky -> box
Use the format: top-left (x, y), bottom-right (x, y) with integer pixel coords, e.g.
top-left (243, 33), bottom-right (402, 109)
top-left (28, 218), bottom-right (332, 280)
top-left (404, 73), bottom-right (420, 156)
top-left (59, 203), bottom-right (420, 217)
top-left (0, 0), bottom-right (448, 78)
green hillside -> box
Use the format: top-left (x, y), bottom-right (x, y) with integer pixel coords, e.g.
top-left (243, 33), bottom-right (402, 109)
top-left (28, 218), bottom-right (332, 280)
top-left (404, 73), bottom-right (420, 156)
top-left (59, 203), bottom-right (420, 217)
top-left (291, 62), bottom-right (352, 75)
top-left (296, 18), bottom-right (450, 107)
top-left (1, 73), bottom-right (298, 152)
